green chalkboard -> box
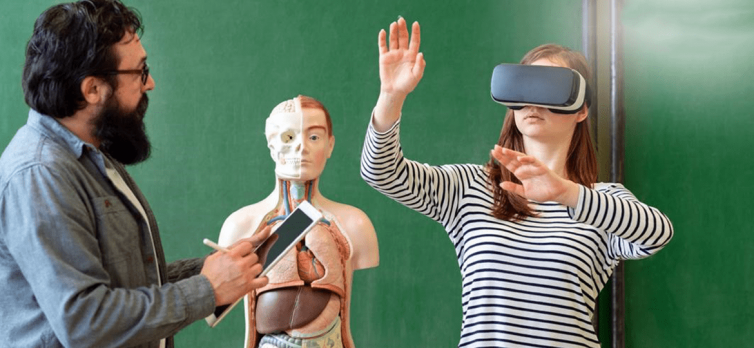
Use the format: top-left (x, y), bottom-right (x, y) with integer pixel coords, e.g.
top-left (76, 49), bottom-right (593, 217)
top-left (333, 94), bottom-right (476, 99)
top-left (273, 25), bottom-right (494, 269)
top-left (0, 1), bottom-right (583, 347)
top-left (622, 0), bottom-right (754, 346)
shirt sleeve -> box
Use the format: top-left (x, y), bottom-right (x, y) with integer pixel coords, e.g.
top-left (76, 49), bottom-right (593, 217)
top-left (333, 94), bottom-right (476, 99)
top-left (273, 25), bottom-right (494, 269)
top-left (167, 257), bottom-right (206, 283)
top-left (568, 183), bottom-right (674, 260)
top-left (360, 115), bottom-right (474, 230)
top-left (1, 164), bottom-right (216, 347)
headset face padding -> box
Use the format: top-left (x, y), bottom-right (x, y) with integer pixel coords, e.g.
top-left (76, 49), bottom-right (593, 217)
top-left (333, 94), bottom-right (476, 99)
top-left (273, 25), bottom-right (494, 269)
top-left (490, 64), bottom-right (589, 114)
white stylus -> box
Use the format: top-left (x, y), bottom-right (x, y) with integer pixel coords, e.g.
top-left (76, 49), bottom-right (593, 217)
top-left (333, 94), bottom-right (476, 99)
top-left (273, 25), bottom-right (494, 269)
top-left (202, 238), bottom-right (228, 252)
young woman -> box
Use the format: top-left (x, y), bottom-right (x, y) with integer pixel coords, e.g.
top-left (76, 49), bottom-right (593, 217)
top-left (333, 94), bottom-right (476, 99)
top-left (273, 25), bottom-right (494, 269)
top-left (360, 18), bottom-right (673, 348)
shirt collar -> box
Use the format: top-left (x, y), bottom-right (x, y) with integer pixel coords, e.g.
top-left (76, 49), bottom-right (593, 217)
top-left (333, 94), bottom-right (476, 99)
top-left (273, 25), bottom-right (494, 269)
top-left (26, 109), bottom-right (100, 160)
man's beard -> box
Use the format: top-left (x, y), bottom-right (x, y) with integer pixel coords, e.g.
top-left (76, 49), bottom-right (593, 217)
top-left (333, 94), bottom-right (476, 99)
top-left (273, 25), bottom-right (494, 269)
top-left (93, 94), bottom-right (151, 165)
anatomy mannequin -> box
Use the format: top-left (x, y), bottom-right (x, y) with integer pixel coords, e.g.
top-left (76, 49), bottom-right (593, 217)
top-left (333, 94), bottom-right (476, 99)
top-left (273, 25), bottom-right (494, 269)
top-left (218, 96), bottom-right (379, 348)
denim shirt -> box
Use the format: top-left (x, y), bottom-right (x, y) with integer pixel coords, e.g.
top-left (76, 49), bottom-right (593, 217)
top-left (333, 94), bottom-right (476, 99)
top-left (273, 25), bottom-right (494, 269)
top-left (0, 110), bottom-right (216, 347)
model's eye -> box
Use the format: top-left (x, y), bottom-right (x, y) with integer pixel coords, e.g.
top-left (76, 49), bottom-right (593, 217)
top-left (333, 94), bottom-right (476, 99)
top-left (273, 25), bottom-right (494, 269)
top-left (280, 131), bottom-right (295, 143)
top-left (310, 135), bottom-right (320, 141)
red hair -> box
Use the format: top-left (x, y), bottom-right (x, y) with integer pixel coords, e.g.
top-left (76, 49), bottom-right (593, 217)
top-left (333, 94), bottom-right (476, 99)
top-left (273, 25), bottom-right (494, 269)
top-left (297, 95), bottom-right (333, 137)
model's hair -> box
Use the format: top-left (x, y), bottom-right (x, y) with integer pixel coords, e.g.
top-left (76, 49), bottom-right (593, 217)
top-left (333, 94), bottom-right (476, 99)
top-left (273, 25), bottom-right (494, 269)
top-left (298, 95), bottom-right (333, 137)
top-left (22, 0), bottom-right (142, 118)
top-left (486, 44), bottom-right (598, 221)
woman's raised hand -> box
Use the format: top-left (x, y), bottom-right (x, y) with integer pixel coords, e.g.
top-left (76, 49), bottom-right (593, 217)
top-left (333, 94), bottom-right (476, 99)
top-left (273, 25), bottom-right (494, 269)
top-left (378, 17), bottom-right (425, 96)
top-left (491, 145), bottom-right (581, 207)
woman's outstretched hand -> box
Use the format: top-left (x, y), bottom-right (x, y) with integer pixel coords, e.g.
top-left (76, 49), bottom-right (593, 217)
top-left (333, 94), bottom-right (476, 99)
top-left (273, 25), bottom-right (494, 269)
top-left (378, 17), bottom-right (425, 97)
top-left (373, 17), bottom-right (426, 132)
top-left (490, 145), bottom-right (581, 208)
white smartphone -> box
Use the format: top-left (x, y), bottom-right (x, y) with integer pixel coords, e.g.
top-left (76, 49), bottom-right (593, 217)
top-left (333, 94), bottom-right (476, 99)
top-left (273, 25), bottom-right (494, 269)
top-left (205, 200), bottom-right (323, 327)
top-left (256, 200), bottom-right (323, 277)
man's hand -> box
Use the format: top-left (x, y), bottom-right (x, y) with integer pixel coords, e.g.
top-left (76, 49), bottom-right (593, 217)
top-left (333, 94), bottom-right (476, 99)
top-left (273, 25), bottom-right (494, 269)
top-left (201, 226), bottom-right (272, 306)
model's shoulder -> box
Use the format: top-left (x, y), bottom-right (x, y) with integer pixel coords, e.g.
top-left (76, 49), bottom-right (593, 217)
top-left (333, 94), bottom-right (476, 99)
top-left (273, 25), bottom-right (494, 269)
top-left (326, 201), bottom-right (369, 219)
top-left (225, 200), bottom-right (275, 224)
top-left (219, 200), bottom-right (279, 245)
top-left (318, 201), bottom-right (371, 229)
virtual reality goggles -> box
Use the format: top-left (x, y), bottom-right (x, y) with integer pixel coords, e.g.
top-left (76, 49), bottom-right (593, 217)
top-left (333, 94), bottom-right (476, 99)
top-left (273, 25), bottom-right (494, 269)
top-left (490, 64), bottom-right (590, 114)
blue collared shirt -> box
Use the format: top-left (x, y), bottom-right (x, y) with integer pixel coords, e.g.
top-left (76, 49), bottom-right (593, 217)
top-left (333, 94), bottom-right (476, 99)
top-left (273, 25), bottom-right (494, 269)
top-left (0, 110), bottom-right (216, 347)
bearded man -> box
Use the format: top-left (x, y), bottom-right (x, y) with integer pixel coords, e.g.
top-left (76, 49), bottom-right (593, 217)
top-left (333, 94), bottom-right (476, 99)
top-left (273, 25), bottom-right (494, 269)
top-left (0, 1), bottom-right (270, 347)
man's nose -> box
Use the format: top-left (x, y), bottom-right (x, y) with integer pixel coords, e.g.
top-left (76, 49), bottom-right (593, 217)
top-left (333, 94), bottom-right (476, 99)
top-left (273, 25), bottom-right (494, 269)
top-left (144, 74), bottom-right (155, 92)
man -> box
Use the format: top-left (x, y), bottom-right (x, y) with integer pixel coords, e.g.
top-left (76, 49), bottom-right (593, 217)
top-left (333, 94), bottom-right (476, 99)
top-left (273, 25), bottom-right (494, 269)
top-left (0, 1), bottom-right (270, 347)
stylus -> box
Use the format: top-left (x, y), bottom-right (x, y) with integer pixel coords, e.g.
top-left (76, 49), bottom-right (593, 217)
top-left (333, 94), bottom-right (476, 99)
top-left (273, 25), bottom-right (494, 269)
top-left (203, 238), bottom-right (228, 252)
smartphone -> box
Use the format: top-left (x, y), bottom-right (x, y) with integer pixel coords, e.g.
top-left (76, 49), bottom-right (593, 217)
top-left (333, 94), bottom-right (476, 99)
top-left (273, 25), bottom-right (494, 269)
top-left (257, 200), bottom-right (322, 276)
top-left (205, 200), bottom-right (323, 327)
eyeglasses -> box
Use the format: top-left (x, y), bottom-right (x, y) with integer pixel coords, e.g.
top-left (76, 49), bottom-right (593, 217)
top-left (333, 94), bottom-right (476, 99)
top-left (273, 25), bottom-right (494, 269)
top-left (99, 64), bottom-right (150, 85)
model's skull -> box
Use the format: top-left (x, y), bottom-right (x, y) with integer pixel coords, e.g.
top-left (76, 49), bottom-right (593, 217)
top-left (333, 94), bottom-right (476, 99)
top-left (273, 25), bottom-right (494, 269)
top-left (265, 98), bottom-right (303, 179)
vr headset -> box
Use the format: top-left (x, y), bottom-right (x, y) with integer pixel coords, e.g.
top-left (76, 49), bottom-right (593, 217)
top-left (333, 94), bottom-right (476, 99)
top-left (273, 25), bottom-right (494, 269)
top-left (490, 64), bottom-right (590, 114)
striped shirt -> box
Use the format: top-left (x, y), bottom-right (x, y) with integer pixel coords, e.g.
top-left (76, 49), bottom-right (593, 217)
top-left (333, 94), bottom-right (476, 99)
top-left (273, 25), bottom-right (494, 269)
top-left (360, 120), bottom-right (673, 348)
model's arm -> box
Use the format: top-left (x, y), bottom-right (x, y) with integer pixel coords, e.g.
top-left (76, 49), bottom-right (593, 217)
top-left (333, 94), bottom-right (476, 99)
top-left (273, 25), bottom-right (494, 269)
top-left (337, 208), bottom-right (379, 270)
top-left (1, 165), bottom-right (216, 347)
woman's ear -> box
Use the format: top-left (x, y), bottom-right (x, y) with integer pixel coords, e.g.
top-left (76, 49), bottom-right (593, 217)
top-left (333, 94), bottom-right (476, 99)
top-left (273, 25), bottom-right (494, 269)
top-left (80, 76), bottom-right (111, 105)
top-left (576, 104), bottom-right (589, 123)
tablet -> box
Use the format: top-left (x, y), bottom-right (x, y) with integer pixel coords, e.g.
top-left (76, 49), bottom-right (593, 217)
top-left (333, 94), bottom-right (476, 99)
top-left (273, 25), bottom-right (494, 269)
top-left (205, 201), bottom-right (323, 327)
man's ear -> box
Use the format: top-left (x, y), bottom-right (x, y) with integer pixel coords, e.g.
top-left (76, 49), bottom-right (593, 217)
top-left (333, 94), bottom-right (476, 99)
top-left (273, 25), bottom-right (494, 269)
top-left (326, 135), bottom-right (335, 159)
top-left (80, 76), bottom-right (111, 106)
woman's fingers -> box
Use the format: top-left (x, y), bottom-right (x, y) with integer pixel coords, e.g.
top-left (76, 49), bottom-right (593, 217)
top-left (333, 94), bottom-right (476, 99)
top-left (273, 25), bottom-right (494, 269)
top-left (397, 17), bottom-right (409, 50)
top-left (382, 18), bottom-right (420, 54)
top-left (491, 147), bottom-right (520, 171)
top-left (389, 21), bottom-right (398, 51)
top-left (378, 29), bottom-right (387, 55)
top-left (492, 146), bottom-right (541, 168)
top-left (517, 156), bottom-right (538, 165)
top-left (413, 52), bottom-right (426, 79)
top-left (408, 21), bottom-right (421, 54)
top-left (500, 181), bottom-right (526, 198)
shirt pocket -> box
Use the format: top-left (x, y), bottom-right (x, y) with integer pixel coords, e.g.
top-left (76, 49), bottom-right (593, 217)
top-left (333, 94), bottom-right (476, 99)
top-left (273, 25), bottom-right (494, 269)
top-left (91, 195), bottom-right (147, 287)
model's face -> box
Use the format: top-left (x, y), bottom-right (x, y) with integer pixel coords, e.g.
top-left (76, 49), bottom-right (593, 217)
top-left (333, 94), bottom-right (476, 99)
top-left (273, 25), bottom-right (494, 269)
top-left (299, 108), bottom-right (334, 182)
top-left (512, 58), bottom-right (587, 142)
top-left (267, 110), bottom-right (303, 179)
top-left (266, 106), bottom-right (333, 181)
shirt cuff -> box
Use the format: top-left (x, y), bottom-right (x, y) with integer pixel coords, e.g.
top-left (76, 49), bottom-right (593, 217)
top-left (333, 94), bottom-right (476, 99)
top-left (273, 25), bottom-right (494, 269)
top-left (368, 110), bottom-right (401, 137)
top-left (176, 275), bottom-right (216, 322)
top-left (566, 184), bottom-right (587, 220)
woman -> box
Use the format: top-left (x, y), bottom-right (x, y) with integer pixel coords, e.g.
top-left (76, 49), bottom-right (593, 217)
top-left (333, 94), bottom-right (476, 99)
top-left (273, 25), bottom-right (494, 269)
top-left (360, 18), bottom-right (673, 348)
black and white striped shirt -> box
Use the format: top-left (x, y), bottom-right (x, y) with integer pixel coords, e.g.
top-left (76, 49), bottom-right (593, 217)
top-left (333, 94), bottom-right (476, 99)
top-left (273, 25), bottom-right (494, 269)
top-left (360, 120), bottom-right (673, 348)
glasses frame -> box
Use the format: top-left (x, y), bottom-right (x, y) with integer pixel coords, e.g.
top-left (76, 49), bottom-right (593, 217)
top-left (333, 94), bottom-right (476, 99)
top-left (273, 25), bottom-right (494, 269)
top-left (99, 64), bottom-right (150, 85)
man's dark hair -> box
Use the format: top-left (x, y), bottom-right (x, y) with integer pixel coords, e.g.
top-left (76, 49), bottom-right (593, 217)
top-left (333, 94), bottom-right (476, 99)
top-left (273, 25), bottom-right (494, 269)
top-left (22, 0), bottom-right (142, 118)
